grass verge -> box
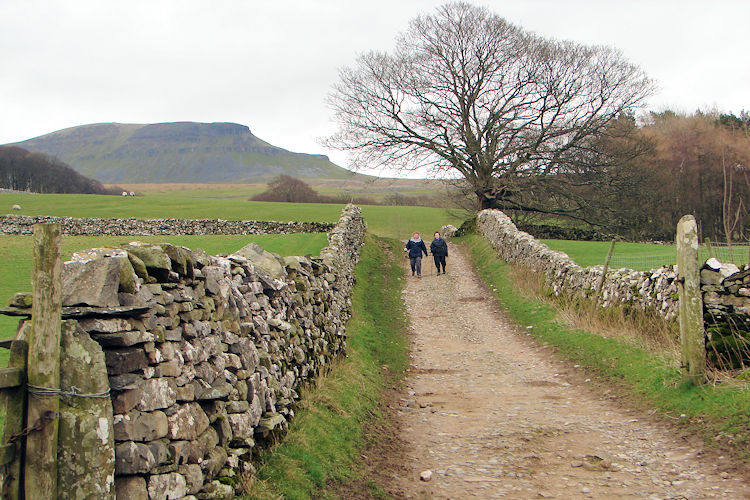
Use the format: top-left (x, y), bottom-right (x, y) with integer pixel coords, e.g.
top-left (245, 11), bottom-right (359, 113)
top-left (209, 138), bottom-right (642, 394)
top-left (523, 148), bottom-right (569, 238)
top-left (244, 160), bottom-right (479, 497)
top-left (243, 234), bottom-right (408, 499)
top-left (459, 233), bottom-right (750, 460)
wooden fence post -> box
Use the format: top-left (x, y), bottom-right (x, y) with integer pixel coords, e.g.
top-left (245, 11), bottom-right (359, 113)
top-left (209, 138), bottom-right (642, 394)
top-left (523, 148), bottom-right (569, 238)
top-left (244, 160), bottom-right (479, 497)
top-left (595, 239), bottom-right (616, 303)
top-left (676, 215), bottom-right (706, 385)
top-left (2, 331), bottom-right (29, 500)
top-left (24, 223), bottom-right (62, 500)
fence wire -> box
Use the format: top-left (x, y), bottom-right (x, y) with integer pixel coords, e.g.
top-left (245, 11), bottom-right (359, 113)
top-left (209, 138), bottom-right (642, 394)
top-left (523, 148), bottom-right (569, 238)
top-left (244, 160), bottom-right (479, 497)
top-left (607, 243), bottom-right (748, 272)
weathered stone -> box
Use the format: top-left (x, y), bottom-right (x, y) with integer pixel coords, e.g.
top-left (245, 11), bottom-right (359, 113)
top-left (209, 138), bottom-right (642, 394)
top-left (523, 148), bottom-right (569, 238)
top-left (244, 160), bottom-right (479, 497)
top-left (109, 373), bottom-right (142, 391)
top-left (135, 378), bottom-right (178, 412)
top-left (115, 476), bottom-right (148, 500)
top-left (257, 412), bottom-right (286, 433)
top-left (149, 439), bottom-right (172, 465)
top-left (119, 255), bottom-right (138, 294)
top-left (105, 347), bottom-right (149, 375)
top-left (147, 472), bottom-right (187, 500)
top-left (233, 242), bottom-right (286, 279)
top-left (62, 256), bottom-right (121, 307)
top-left (79, 317), bottom-right (131, 333)
top-left (179, 464), bottom-right (204, 495)
top-left (93, 330), bottom-right (155, 347)
top-left (58, 320), bottom-right (116, 499)
top-left (189, 426), bottom-right (219, 464)
top-left (201, 446), bottom-right (227, 481)
top-left (8, 291), bottom-right (32, 308)
top-left (113, 410), bottom-right (168, 441)
top-left (226, 400), bottom-right (262, 439)
top-left (196, 480), bottom-right (234, 500)
top-left (194, 380), bottom-right (233, 401)
top-left (115, 441), bottom-right (155, 474)
top-left (126, 243), bottom-right (172, 274)
top-left (168, 403), bottom-right (210, 440)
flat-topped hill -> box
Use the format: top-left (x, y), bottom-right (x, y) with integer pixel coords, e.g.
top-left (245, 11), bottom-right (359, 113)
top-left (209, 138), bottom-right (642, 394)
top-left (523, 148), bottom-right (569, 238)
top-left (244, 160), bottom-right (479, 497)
top-left (8, 121), bottom-right (362, 183)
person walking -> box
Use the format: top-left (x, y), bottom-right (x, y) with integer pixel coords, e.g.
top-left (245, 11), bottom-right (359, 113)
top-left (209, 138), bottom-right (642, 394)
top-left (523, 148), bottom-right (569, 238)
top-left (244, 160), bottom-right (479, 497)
top-left (405, 232), bottom-right (428, 277)
top-left (430, 231), bottom-right (448, 275)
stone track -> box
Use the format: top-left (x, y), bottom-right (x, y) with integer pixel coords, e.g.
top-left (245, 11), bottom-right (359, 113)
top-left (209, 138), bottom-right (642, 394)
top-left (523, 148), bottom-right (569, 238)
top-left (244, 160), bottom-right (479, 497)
top-left (391, 243), bottom-right (750, 499)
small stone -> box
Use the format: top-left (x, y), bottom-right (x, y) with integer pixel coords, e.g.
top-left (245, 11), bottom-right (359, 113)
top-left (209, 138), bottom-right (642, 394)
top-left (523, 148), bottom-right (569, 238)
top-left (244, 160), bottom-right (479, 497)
top-left (420, 470), bottom-right (433, 482)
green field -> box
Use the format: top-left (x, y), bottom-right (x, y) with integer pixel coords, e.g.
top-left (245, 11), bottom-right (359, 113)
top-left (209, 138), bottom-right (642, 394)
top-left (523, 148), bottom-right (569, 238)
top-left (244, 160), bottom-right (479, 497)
top-left (543, 239), bottom-right (749, 271)
top-left (0, 191), bottom-right (460, 345)
top-left (0, 193), bottom-right (461, 241)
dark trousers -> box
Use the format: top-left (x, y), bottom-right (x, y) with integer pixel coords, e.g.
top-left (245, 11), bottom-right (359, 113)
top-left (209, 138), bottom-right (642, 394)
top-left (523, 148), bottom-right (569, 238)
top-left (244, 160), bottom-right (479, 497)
top-left (433, 255), bottom-right (446, 273)
top-left (409, 256), bottom-right (422, 276)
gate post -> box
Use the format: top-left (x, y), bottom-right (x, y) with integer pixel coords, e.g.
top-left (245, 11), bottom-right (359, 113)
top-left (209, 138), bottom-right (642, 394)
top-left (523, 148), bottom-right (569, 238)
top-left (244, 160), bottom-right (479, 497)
top-left (24, 223), bottom-right (62, 499)
top-left (676, 215), bottom-right (706, 385)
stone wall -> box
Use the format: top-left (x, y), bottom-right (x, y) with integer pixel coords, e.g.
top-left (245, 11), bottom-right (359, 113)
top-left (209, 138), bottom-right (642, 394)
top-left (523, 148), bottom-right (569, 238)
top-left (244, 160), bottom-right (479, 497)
top-left (0, 214), bottom-right (333, 236)
top-left (476, 209), bottom-right (680, 319)
top-left (701, 259), bottom-right (750, 368)
top-left (9, 205), bottom-right (364, 499)
top-left (476, 209), bottom-right (750, 367)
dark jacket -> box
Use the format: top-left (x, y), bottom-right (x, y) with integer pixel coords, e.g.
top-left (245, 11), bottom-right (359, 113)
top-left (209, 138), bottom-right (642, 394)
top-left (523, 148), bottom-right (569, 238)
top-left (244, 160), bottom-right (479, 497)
top-left (430, 237), bottom-right (448, 257)
top-left (405, 238), bottom-right (428, 258)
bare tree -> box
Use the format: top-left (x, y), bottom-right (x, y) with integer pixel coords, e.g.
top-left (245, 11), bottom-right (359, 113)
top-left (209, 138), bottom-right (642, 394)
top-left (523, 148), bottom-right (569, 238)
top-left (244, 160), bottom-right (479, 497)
top-left (325, 2), bottom-right (654, 213)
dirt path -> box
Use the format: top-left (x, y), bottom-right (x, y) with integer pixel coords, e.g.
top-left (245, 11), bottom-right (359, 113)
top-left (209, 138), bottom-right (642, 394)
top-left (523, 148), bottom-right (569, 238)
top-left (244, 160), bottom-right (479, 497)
top-left (390, 243), bottom-right (749, 499)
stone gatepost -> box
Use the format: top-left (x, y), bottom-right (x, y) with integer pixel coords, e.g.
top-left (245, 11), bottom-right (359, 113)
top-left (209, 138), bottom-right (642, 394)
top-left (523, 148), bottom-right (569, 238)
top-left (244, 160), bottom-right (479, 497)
top-left (676, 215), bottom-right (706, 385)
top-left (58, 320), bottom-right (116, 499)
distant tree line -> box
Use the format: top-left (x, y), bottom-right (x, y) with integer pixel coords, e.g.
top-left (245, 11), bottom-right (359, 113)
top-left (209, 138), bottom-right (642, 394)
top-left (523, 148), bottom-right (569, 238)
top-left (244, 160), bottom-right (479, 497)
top-left (0, 146), bottom-right (119, 194)
top-left (251, 174), bottom-right (444, 207)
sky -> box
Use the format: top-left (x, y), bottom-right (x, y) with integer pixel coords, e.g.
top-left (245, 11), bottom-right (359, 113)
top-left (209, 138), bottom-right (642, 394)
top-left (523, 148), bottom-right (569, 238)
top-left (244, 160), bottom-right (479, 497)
top-left (1, 0), bottom-right (748, 178)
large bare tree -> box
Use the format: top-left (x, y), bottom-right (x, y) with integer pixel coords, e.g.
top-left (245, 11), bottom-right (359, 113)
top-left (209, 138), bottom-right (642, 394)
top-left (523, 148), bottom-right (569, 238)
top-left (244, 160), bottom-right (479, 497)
top-left (325, 2), bottom-right (654, 213)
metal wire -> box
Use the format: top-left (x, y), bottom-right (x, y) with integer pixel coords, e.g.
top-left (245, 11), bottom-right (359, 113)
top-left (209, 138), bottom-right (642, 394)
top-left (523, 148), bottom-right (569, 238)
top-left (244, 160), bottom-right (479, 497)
top-left (27, 384), bottom-right (111, 399)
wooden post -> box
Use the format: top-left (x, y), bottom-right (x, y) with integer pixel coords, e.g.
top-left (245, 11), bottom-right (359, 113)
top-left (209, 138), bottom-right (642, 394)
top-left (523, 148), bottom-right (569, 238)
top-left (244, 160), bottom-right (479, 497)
top-left (2, 330), bottom-right (29, 500)
top-left (676, 215), bottom-right (705, 385)
top-left (24, 223), bottom-right (62, 500)
top-left (595, 239), bottom-right (616, 302)
top-left (703, 238), bottom-right (714, 260)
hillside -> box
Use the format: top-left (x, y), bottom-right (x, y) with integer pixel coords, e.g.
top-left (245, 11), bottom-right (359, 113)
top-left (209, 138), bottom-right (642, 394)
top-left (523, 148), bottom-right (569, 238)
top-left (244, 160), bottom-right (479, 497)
top-left (7, 122), bottom-right (363, 183)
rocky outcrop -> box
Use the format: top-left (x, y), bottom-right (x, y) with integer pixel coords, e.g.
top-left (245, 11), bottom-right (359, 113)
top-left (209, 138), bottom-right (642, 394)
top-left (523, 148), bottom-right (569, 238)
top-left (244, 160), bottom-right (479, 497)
top-left (8, 205), bottom-right (364, 499)
top-left (0, 215), bottom-right (333, 236)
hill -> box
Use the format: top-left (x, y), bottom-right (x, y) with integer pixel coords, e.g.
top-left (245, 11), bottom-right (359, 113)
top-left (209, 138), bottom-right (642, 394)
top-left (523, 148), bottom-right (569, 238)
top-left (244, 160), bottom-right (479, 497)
top-left (0, 145), bottom-right (115, 194)
top-left (7, 122), bottom-right (364, 183)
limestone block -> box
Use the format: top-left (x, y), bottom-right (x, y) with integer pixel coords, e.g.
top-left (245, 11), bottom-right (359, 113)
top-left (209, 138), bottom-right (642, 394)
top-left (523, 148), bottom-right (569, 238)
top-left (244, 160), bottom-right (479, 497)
top-left (115, 476), bottom-right (148, 500)
top-left (148, 472), bottom-right (187, 500)
top-left (167, 403), bottom-right (210, 440)
top-left (179, 464), bottom-right (204, 495)
top-left (136, 378), bottom-right (177, 411)
top-left (233, 242), bottom-right (286, 279)
top-left (62, 256), bottom-right (121, 307)
top-left (104, 347), bottom-right (149, 375)
top-left (113, 410), bottom-right (168, 442)
top-left (115, 441), bottom-right (156, 474)
top-left (201, 446), bottom-right (228, 482)
top-left (197, 480), bottom-right (234, 500)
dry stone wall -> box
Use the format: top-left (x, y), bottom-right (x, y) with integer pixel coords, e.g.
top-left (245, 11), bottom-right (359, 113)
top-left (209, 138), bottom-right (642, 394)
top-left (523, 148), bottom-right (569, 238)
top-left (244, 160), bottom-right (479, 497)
top-left (0, 214), bottom-right (333, 236)
top-left (10, 205), bottom-right (364, 499)
top-left (476, 209), bottom-right (750, 366)
top-left (476, 209), bottom-right (680, 319)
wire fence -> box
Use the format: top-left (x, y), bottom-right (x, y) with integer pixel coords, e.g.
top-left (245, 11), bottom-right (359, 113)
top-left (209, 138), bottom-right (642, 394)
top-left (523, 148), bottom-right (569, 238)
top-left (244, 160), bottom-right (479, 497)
top-left (607, 243), bottom-right (749, 272)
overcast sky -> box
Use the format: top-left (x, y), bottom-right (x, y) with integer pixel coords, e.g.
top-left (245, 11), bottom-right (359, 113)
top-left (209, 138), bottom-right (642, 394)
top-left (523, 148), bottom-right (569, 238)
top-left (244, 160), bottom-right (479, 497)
top-left (1, 0), bottom-right (748, 177)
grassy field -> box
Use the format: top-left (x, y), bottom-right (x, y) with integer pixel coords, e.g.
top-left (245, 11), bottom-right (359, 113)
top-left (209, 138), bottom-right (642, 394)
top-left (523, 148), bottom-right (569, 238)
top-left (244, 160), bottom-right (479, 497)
top-left (0, 193), bottom-right (462, 240)
top-left (245, 235), bottom-right (408, 499)
top-left (461, 233), bottom-right (750, 459)
top-left (543, 239), bottom-right (749, 271)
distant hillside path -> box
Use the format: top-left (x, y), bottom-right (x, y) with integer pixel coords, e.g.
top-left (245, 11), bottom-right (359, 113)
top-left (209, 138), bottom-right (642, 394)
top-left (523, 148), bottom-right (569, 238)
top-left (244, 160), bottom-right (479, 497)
top-left (392, 243), bottom-right (749, 499)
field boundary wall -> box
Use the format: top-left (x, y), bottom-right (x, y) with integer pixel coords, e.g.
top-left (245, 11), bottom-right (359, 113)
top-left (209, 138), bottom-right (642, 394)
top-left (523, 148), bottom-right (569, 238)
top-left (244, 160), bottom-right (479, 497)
top-left (476, 210), bottom-right (749, 365)
top-left (6, 204), bottom-right (364, 499)
top-left (0, 214), bottom-right (333, 236)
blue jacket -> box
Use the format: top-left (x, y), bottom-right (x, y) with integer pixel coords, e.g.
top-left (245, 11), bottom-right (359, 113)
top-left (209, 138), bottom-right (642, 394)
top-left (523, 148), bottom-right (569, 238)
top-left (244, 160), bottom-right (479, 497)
top-left (405, 238), bottom-right (428, 258)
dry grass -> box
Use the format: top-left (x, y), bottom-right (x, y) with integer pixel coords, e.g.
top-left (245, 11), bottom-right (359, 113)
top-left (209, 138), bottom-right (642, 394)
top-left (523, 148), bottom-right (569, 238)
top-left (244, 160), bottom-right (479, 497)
top-left (508, 265), bottom-right (680, 360)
